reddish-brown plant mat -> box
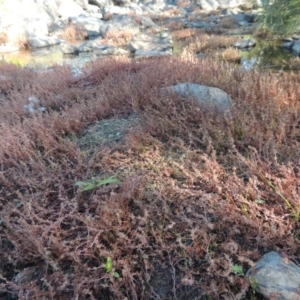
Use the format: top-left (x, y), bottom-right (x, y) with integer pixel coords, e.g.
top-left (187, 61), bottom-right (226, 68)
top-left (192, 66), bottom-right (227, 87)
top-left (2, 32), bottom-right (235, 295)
top-left (0, 54), bottom-right (299, 299)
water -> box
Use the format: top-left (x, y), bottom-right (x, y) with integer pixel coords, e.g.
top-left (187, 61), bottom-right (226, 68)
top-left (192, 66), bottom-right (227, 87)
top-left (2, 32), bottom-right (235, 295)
top-left (239, 36), bottom-right (295, 71)
top-left (1, 43), bottom-right (94, 75)
top-left (0, 35), bottom-right (297, 73)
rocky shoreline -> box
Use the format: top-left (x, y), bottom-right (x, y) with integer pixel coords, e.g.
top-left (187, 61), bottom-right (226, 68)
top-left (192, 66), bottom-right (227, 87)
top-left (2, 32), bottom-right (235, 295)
top-left (0, 0), bottom-right (258, 61)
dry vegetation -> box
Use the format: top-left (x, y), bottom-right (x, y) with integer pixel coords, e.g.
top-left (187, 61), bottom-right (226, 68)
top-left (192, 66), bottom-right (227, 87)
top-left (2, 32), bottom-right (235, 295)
top-left (217, 16), bottom-right (238, 29)
top-left (103, 29), bottom-right (138, 47)
top-left (0, 33), bottom-right (8, 45)
top-left (218, 47), bottom-right (242, 63)
top-left (0, 52), bottom-right (300, 300)
top-left (172, 30), bottom-right (240, 60)
top-left (62, 24), bottom-right (88, 41)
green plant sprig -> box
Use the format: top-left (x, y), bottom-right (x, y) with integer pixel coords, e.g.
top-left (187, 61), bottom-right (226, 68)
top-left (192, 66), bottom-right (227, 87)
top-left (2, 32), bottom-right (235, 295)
top-left (260, 172), bottom-right (300, 221)
top-left (106, 257), bottom-right (120, 278)
top-left (75, 176), bottom-right (122, 192)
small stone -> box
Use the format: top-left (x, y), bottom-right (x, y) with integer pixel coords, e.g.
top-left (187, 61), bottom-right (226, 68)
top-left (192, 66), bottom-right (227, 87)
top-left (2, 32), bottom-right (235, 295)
top-left (28, 96), bottom-right (40, 105)
top-left (233, 39), bottom-right (256, 49)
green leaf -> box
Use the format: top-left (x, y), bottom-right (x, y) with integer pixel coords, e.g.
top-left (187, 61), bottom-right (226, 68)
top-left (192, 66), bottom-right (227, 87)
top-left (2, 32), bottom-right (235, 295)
top-left (232, 264), bottom-right (244, 276)
top-left (95, 176), bottom-right (122, 187)
top-left (113, 272), bottom-right (120, 278)
top-left (74, 181), bottom-right (88, 187)
top-left (75, 176), bottom-right (122, 192)
top-left (82, 184), bottom-right (97, 191)
top-left (106, 257), bottom-right (113, 273)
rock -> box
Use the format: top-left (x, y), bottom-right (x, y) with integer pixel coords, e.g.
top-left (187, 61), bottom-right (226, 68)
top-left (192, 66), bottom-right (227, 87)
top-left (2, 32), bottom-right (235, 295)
top-left (89, 0), bottom-right (113, 7)
top-left (3, 18), bottom-right (50, 47)
top-left (233, 39), bottom-right (256, 49)
top-left (161, 83), bottom-right (232, 111)
top-left (196, 0), bottom-right (255, 11)
top-left (113, 0), bottom-right (132, 6)
top-left (127, 4), bottom-right (144, 14)
top-left (138, 16), bottom-right (157, 29)
top-left (21, 18), bottom-right (49, 36)
top-left (129, 32), bottom-right (173, 53)
top-left (42, 0), bottom-right (85, 20)
top-left (101, 5), bottom-right (133, 15)
top-left (197, 52), bottom-right (206, 59)
top-left (27, 35), bottom-right (62, 48)
top-left (246, 251), bottom-right (300, 300)
top-left (78, 38), bottom-right (103, 52)
top-left (93, 45), bottom-right (129, 57)
top-left (100, 14), bottom-right (140, 38)
top-left (282, 38), bottom-right (294, 42)
top-left (134, 49), bottom-right (172, 58)
top-left (222, 8), bottom-right (255, 22)
top-left (292, 35), bottom-right (300, 40)
top-left (185, 21), bottom-right (211, 29)
top-left (241, 57), bottom-right (257, 70)
top-left (282, 42), bottom-right (294, 50)
top-left (86, 4), bottom-right (101, 12)
top-left (24, 96), bottom-right (46, 114)
top-left (74, 0), bottom-right (89, 9)
top-left (238, 21), bottom-right (250, 27)
top-left (61, 43), bottom-right (79, 54)
top-left (0, 1), bottom-right (55, 24)
top-left (48, 21), bottom-right (66, 36)
top-left (221, 8), bottom-right (242, 15)
top-left (292, 39), bottom-right (300, 56)
top-left (69, 15), bottom-right (105, 37)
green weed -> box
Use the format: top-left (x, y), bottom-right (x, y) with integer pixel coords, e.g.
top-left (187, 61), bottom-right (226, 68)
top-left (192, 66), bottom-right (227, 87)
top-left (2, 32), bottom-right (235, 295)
top-left (260, 172), bottom-right (300, 221)
top-left (106, 257), bottom-right (120, 278)
top-left (232, 264), bottom-right (244, 276)
top-left (75, 176), bottom-right (122, 192)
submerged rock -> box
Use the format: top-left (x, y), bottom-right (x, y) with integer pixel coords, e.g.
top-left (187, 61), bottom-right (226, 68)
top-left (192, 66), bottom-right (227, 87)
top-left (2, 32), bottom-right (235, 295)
top-left (61, 43), bottom-right (79, 54)
top-left (246, 251), bottom-right (300, 300)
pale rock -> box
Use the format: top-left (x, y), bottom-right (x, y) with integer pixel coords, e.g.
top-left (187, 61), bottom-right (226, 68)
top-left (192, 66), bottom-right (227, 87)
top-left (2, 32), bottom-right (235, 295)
top-left (162, 83), bottom-right (232, 112)
top-left (100, 15), bottom-right (140, 38)
top-left (233, 39), bottom-right (256, 49)
top-left (27, 35), bottom-right (62, 48)
top-left (69, 15), bottom-right (105, 37)
top-left (129, 32), bottom-right (173, 53)
top-left (134, 49), bottom-right (172, 58)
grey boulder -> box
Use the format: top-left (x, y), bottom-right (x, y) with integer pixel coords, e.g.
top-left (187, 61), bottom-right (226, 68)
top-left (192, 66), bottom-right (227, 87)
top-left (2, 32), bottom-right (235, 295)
top-left (129, 32), bottom-right (173, 53)
top-left (27, 35), bottom-right (62, 48)
top-left (161, 83), bottom-right (232, 111)
top-left (135, 49), bottom-right (172, 59)
top-left (292, 39), bottom-right (300, 56)
top-left (93, 45), bottom-right (129, 57)
top-left (247, 251), bottom-right (300, 300)
top-left (69, 15), bottom-right (105, 37)
top-left (100, 15), bottom-right (140, 38)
